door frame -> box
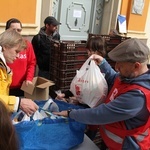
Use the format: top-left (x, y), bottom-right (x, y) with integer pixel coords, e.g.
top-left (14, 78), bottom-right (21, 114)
top-left (40, 0), bottom-right (120, 36)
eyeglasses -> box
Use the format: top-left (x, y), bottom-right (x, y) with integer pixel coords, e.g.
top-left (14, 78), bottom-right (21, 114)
top-left (13, 28), bottom-right (22, 32)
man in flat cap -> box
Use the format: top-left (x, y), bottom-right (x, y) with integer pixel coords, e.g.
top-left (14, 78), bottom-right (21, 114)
top-left (32, 16), bottom-right (61, 79)
top-left (54, 38), bottom-right (150, 150)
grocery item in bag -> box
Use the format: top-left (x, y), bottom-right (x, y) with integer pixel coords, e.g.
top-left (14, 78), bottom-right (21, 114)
top-left (70, 57), bottom-right (108, 108)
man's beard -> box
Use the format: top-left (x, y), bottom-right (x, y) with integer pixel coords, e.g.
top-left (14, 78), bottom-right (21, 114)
top-left (119, 72), bottom-right (135, 80)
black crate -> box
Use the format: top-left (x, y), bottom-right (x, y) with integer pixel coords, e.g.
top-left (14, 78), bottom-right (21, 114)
top-left (50, 59), bottom-right (85, 70)
top-left (56, 77), bottom-right (72, 88)
top-left (51, 50), bottom-right (88, 62)
top-left (59, 52), bottom-right (88, 61)
top-left (88, 34), bottom-right (130, 44)
top-left (105, 44), bottom-right (118, 52)
top-left (49, 76), bottom-right (72, 91)
top-left (50, 66), bottom-right (77, 79)
top-left (88, 33), bottom-right (130, 69)
top-left (51, 40), bottom-right (87, 53)
top-left (88, 33), bottom-right (130, 52)
top-left (53, 85), bottom-right (70, 91)
top-left (49, 40), bottom-right (88, 91)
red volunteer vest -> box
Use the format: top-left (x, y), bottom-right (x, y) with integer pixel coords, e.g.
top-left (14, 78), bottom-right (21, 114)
top-left (99, 77), bottom-right (150, 150)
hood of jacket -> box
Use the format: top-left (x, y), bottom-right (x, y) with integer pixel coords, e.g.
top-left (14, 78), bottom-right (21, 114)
top-left (38, 26), bottom-right (58, 40)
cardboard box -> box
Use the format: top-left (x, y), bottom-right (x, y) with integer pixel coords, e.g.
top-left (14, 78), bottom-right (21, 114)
top-left (21, 77), bottom-right (55, 100)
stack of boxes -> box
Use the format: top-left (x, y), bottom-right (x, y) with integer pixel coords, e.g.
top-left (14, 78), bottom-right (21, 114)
top-left (50, 35), bottom-right (130, 91)
top-left (88, 34), bottom-right (130, 69)
top-left (49, 40), bottom-right (88, 91)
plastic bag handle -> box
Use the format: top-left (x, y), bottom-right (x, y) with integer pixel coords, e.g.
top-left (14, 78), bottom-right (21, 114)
top-left (79, 56), bottom-right (92, 71)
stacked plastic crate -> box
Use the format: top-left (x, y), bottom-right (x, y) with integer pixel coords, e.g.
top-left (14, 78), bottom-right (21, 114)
top-left (49, 40), bottom-right (88, 91)
top-left (88, 34), bottom-right (130, 69)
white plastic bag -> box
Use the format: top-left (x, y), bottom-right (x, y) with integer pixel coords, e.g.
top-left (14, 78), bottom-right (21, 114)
top-left (70, 57), bottom-right (108, 108)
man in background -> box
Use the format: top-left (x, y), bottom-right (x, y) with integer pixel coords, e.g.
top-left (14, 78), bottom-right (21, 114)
top-left (32, 16), bottom-right (61, 80)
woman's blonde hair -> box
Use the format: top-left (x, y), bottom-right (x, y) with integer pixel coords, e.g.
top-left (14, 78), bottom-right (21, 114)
top-left (0, 29), bottom-right (26, 50)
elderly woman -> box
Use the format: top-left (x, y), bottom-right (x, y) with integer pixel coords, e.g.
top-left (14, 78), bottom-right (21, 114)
top-left (0, 29), bottom-right (38, 115)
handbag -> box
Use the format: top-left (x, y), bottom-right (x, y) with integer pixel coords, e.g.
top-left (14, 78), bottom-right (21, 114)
top-left (70, 57), bottom-right (108, 108)
top-left (13, 100), bottom-right (86, 150)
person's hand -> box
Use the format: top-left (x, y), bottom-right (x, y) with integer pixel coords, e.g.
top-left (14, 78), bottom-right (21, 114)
top-left (20, 98), bottom-right (39, 116)
top-left (56, 93), bottom-right (65, 100)
top-left (56, 93), bottom-right (68, 103)
top-left (25, 80), bottom-right (33, 86)
top-left (53, 110), bottom-right (68, 117)
top-left (69, 97), bottom-right (79, 105)
top-left (91, 54), bottom-right (104, 65)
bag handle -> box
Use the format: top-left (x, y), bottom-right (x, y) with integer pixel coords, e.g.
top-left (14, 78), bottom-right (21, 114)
top-left (79, 56), bottom-right (92, 71)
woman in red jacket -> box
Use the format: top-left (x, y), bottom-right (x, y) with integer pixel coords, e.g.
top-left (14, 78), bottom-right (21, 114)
top-left (6, 18), bottom-right (36, 96)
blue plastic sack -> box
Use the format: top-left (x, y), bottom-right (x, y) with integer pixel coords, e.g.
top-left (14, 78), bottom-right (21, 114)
top-left (14, 100), bottom-right (86, 150)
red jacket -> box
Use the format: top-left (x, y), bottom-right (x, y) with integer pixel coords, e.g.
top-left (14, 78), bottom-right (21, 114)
top-left (7, 40), bottom-right (36, 88)
top-left (99, 78), bottom-right (150, 150)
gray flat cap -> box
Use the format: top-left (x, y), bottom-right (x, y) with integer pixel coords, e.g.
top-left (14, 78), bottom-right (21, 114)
top-left (108, 38), bottom-right (150, 63)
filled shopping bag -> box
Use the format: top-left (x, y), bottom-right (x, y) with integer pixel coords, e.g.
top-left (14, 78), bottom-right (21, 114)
top-left (13, 100), bottom-right (86, 150)
top-left (70, 57), bottom-right (108, 108)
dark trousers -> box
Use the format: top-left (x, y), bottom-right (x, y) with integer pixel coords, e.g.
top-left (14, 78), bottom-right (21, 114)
top-left (38, 70), bottom-right (50, 80)
top-left (9, 88), bottom-right (24, 96)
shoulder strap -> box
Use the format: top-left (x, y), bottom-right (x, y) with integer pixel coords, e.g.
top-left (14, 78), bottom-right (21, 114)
top-left (38, 34), bottom-right (40, 48)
